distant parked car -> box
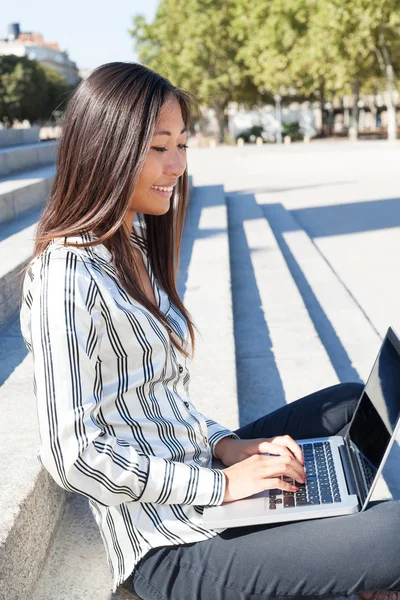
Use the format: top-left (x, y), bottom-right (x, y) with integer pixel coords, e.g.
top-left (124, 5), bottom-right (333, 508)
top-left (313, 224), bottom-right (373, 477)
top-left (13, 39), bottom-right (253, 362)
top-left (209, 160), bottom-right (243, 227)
top-left (236, 125), bottom-right (275, 144)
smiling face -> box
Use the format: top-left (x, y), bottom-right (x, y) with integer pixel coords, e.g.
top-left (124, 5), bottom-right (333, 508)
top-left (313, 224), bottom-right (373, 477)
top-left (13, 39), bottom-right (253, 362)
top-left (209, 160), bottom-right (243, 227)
top-left (123, 95), bottom-right (188, 234)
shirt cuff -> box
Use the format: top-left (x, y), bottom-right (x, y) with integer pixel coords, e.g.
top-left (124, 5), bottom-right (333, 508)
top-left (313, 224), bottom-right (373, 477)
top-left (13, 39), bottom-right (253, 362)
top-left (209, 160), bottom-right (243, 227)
top-left (209, 431), bottom-right (240, 458)
top-left (139, 456), bottom-right (226, 507)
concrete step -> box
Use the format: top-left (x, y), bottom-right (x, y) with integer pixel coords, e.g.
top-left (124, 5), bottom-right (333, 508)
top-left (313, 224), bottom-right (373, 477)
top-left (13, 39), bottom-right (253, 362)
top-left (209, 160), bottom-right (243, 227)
top-left (0, 126), bottom-right (40, 148)
top-left (0, 135), bottom-right (59, 599)
top-left (0, 141), bottom-right (57, 178)
top-left (260, 202), bottom-right (381, 383)
top-left (226, 192), bottom-right (339, 424)
top-left (0, 163), bottom-right (55, 226)
top-left (0, 205), bottom-right (43, 326)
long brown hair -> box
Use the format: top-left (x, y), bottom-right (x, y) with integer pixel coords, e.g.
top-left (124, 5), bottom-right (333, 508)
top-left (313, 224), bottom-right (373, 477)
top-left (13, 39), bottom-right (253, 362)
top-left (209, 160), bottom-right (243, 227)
top-left (18, 62), bottom-right (199, 359)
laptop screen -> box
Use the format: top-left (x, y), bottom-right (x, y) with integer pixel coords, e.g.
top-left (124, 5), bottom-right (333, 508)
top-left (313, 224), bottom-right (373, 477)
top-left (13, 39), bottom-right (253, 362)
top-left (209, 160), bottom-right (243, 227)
top-left (346, 329), bottom-right (400, 496)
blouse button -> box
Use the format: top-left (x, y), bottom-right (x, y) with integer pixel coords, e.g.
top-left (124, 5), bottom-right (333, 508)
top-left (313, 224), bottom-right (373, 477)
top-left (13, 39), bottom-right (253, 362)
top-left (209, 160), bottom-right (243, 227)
top-left (184, 401), bottom-right (190, 408)
top-left (178, 365), bottom-right (183, 373)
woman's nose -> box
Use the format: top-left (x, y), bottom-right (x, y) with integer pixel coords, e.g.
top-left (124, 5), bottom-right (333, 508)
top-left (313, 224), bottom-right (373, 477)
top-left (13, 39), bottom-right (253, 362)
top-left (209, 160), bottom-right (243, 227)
top-left (164, 151), bottom-right (186, 177)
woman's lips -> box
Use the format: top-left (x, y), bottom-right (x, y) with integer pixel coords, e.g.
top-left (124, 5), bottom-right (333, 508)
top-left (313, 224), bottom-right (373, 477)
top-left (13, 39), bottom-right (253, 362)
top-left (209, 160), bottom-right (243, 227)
top-left (151, 187), bottom-right (173, 197)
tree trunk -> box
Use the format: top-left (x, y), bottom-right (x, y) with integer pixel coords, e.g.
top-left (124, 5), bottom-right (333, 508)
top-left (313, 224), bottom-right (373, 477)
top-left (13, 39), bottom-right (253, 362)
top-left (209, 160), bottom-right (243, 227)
top-left (385, 63), bottom-right (397, 141)
top-left (349, 81), bottom-right (360, 140)
top-left (214, 100), bottom-right (227, 144)
top-left (319, 85), bottom-right (326, 135)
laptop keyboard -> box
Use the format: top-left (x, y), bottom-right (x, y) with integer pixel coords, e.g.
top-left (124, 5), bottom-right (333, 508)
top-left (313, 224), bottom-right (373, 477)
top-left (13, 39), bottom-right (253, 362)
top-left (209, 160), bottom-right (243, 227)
top-left (269, 441), bottom-right (342, 510)
top-left (358, 452), bottom-right (377, 488)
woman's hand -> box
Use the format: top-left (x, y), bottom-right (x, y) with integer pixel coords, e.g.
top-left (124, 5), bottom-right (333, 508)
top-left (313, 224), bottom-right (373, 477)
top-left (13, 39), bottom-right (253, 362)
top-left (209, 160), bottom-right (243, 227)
top-left (214, 436), bottom-right (304, 467)
top-left (213, 436), bottom-right (306, 503)
top-left (222, 452), bottom-right (306, 503)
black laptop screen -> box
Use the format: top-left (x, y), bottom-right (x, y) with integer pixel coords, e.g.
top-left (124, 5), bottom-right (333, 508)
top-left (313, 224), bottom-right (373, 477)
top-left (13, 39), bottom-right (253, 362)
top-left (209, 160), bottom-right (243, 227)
top-left (347, 332), bottom-right (400, 483)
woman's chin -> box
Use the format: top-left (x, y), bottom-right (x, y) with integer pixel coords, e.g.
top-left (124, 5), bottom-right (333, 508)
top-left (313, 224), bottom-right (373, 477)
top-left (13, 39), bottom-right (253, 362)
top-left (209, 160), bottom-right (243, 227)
top-left (142, 203), bottom-right (171, 216)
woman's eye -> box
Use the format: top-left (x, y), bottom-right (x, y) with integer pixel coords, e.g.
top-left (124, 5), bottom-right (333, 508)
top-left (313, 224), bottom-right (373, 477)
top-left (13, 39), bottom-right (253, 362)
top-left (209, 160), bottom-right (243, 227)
top-left (152, 144), bottom-right (189, 152)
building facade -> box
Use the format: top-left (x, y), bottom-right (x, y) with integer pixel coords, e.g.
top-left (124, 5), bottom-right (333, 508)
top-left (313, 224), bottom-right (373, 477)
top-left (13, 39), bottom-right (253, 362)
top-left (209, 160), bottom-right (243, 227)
top-left (0, 22), bottom-right (81, 86)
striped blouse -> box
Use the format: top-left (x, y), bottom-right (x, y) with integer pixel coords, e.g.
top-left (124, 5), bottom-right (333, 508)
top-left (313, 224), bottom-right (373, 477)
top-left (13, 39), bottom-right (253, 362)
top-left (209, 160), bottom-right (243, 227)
top-left (19, 221), bottom-right (239, 592)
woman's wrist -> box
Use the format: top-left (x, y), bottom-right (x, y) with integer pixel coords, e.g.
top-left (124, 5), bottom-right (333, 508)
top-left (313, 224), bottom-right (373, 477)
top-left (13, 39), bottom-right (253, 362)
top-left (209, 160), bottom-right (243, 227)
top-left (214, 436), bottom-right (236, 461)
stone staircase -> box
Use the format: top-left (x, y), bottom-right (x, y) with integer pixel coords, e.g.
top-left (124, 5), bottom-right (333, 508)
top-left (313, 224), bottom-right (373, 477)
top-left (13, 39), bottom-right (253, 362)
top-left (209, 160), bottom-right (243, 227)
top-left (0, 143), bottom-right (398, 599)
top-left (0, 128), bottom-right (59, 600)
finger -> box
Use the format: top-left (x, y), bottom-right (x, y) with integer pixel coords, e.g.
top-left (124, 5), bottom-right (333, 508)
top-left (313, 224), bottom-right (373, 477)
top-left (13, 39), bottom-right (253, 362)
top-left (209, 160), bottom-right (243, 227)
top-left (263, 468), bottom-right (305, 487)
top-left (260, 453), bottom-right (305, 477)
top-left (271, 435), bottom-right (304, 464)
top-left (265, 478), bottom-right (299, 493)
top-left (258, 441), bottom-right (293, 457)
top-left (284, 456), bottom-right (306, 482)
top-left (286, 466), bottom-right (306, 484)
top-left (272, 436), bottom-right (303, 464)
top-left (262, 455), bottom-right (306, 482)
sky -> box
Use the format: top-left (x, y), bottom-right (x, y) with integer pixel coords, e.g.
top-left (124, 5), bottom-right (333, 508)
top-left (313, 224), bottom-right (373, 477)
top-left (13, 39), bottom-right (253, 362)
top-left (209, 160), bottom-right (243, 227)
top-left (1, 0), bottom-right (160, 71)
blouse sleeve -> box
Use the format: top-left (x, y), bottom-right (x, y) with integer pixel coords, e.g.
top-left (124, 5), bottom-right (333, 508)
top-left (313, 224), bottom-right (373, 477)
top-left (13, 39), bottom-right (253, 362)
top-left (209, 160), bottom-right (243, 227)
top-left (21, 247), bottom-right (226, 508)
top-left (205, 419), bottom-right (240, 457)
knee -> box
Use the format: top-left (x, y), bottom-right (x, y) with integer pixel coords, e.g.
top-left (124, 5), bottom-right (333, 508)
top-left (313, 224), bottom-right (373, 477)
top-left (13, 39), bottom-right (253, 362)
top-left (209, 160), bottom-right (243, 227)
top-left (337, 381), bottom-right (364, 401)
top-left (333, 381), bottom-right (364, 417)
top-left (318, 382), bottom-right (364, 431)
top-left (320, 382), bottom-right (364, 408)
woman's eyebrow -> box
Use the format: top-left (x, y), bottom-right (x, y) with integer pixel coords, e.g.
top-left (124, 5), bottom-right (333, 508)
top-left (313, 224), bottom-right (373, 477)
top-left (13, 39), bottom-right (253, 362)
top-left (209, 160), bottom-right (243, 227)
top-left (154, 127), bottom-right (187, 136)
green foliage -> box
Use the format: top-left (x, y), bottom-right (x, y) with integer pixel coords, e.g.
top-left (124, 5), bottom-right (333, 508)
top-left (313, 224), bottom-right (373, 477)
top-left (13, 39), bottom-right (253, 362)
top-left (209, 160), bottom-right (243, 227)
top-left (238, 0), bottom-right (400, 100)
top-left (236, 124), bottom-right (264, 142)
top-left (0, 55), bottom-right (70, 125)
top-left (282, 121), bottom-right (303, 140)
top-left (129, 0), bottom-right (262, 140)
top-left (128, 0), bottom-right (400, 139)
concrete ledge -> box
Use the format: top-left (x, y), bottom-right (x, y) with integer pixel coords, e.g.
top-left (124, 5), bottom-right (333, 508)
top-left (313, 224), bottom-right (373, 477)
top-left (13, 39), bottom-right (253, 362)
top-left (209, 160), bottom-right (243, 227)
top-left (0, 164), bottom-right (55, 226)
top-left (30, 494), bottom-right (140, 600)
top-left (0, 141), bottom-right (57, 178)
top-left (0, 469), bottom-right (69, 600)
top-left (0, 126), bottom-right (40, 148)
top-left (0, 207), bottom-right (42, 325)
top-left (0, 324), bottom-right (71, 600)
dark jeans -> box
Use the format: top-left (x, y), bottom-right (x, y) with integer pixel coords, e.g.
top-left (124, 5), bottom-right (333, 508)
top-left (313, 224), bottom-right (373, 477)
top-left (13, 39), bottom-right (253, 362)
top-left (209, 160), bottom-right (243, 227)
top-left (129, 383), bottom-right (400, 600)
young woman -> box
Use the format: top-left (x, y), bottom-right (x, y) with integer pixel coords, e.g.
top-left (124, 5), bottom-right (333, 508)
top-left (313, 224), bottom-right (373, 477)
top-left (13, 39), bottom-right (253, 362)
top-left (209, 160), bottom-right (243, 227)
top-left (19, 62), bottom-right (400, 600)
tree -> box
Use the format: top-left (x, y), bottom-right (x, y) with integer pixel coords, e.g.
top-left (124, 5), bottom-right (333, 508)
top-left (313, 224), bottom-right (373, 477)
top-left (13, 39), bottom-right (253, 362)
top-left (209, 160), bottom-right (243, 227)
top-left (330, 0), bottom-right (400, 140)
top-left (239, 0), bottom-right (400, 140)
top-left (40, 64), bottom-right (74, 125)
top-left (129, 0), bottom-right (261, 142)
top-left (0, 55), bottom-right (70, 126)
top-left (237, 0), bottom-right (349, 133)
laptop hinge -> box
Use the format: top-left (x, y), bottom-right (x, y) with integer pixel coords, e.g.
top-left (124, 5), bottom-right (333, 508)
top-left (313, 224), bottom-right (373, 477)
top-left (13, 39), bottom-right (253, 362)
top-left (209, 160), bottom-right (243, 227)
top-left (338, 441), bottom-right (365, 502)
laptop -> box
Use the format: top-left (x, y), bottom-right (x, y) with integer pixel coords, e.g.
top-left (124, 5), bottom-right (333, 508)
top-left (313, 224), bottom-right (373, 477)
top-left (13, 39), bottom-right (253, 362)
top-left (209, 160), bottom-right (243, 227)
top-left (202, 326), bottom-right (400, 528)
